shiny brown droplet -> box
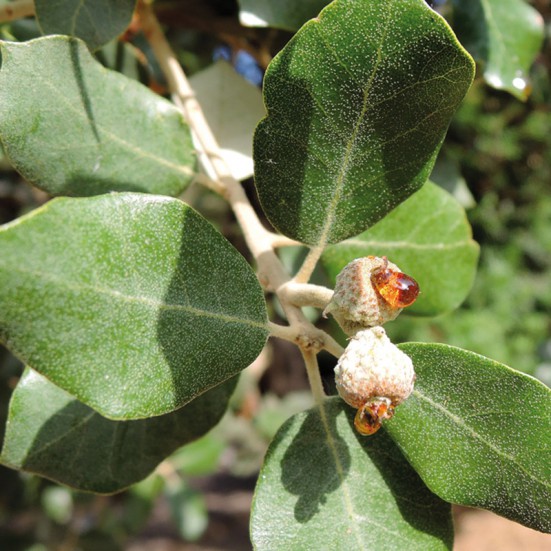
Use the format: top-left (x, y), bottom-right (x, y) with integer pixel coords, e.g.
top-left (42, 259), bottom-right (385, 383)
top-left (354, 400), bottom-right (395, 436)
top-left (371, 257), bottom-right (419, 308)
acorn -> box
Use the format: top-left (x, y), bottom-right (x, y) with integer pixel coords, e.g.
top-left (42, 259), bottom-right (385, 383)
top-left (323, 256), bottom-right (419, 336)
top-left (334, 326), bottom-right (415, 435)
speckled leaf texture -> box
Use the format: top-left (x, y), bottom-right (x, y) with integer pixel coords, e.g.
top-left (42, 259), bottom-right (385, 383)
top-left (251, 398), bottom-right (453, 550)
top-left (451, 0), bottom-right (544, 101)
top-left (0, 369), bottom-right (236, 493)
top-left (322, 182), bottom-right (479, 316)
top-left (253, 0), bottom-right (475, 247)
top-left (0, 194), bottom-right (268, 420)
top-left (386, 344), bottom-right (551, 533)
top-left (0, 37), bottom-right (195, 197)
top-left (35, 0), bottom-right (136, 51)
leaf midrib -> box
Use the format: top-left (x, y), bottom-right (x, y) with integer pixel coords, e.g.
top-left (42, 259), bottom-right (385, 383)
top-left (313, 3), bottom-right (394, 251)
top-left (318, 401), bottom-right (415, 548)
top-left (2, 41), bottom-right (194, 178)
top-left (1, 263), bottom-right (267, 330)
top-left (413, 389), bottom-right (551, 490)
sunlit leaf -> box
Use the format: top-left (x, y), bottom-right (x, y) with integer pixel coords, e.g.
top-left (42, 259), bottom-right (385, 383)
top-left (0, 37), bottom-right (195, 197)
top-left (238, 0), bottom-right (329, 30)
top-left (451, 0), bottom-right (544, 100)
top-left (322, 182), bottom-right (479, 316)
top-left (0, 194), bottom-right (268, 419)
top-left (386, 343), bottom-right (551, 533)
top-left (190, 60), bottom-right (265, 181)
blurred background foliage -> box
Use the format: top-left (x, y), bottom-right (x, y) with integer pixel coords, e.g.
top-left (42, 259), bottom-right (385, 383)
top-left (0, 0), bottom-right (549, 549)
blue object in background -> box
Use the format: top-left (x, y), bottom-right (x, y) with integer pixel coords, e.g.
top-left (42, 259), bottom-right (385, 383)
top-left (213, 44), bottom-right (232, 63)
top-left (213, 45), bottom-right (264, 87)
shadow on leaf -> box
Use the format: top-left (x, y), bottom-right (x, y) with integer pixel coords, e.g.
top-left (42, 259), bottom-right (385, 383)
top-left (280, 403), bottom-right (350, 523)
top-left (343, 405), bottom-right (454, 549)
top-left (1, 369), bottom-right (237, 494)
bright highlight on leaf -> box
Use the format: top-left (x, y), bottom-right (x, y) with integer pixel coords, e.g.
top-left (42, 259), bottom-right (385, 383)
top-left (254, 0), bottom-right (475, 247)
top-left (0, 369), bottom-right (236, 494)
top-left (238, 0), bottom-right (330, 31)
top-left (0, 37), bottom-right (196, 197)
top-left (0, 194), bottom-right (268, 420)
top-left (451, 0), bottom-right (544, 100)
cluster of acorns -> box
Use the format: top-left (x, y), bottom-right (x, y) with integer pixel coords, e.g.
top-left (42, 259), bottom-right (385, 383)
top-left (323, 256), bottom-right (419, 436)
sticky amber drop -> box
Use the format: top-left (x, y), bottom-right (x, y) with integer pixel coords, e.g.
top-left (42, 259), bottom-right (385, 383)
top-left (371, 258), bottom-right (420, 308)
top-left (354, 401), bottom-right (395, 436)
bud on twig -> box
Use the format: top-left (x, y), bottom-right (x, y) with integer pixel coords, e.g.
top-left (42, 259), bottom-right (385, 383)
top-left (334, 326), bottom-right (415, 435)
top-left (323, 256), bottom-right (419, 336)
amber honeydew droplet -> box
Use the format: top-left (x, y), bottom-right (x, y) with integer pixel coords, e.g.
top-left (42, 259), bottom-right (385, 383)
top-left (354, 398), bottom-right (395, 436)
top-left (371, 256), bottom-right (419, 308)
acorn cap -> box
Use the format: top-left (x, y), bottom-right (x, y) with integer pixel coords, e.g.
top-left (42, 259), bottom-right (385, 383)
top-left (323, 256), bottom-right (400, 335)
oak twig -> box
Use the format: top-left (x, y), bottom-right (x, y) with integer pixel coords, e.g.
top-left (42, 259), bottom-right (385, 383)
top-left (0, 0), bottom-right (34, 22)
top-left (137, 1), bottom-right (341, 402)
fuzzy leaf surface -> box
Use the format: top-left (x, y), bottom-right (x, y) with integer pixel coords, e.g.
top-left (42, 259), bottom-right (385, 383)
top-left (0, 194), bottom-right (268, 419)
top-left (35, 0), bottom-right (136, 50)
top-left (238, 0), bottom-right (329, 30)
top-left (0, 37), bottom-right (195, 197)
top-left (0, 369), bottom-right (235, 493)
top-left (251, 398), bottom-right (453, 550)
top-left (386, 343), bottom-right (551, 533)
top-left (451, 0), bottom-right (544, 100)
top-left (322, 182), bottom-right (479, 316)
top-left (254, 0), bottom-right (474, 246)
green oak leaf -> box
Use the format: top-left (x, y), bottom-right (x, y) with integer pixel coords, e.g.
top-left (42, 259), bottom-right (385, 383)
top-left (253, 0), bottom-right (474, 247)
top-left (251, 398), bottom-right (453, 550)
top-left (35, 0), bottom-right (136, 51)
top-left (0, 193), bottom-right (268, 420)
top-left (322, 182), bottom-right (479, 316)
top-left (0, 37), bottom-right (195, 197)
top-left (386, 343), bottom-right (551, 533)
top-left (238, 0), bottom-right (330, 31)
top-left (451, 0), bottom-right (544, 101)
top-left (0, 368), bottom-right (235, 494)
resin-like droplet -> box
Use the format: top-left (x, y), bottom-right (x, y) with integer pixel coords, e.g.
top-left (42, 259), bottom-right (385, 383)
top-left (354, 399), bottom-right (395, 436)
top-left (371, 257), bottom-right (420, 308)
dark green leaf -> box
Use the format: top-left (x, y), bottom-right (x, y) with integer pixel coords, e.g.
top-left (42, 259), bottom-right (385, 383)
top-left (251, 398), bottom-right (453, 550)
top-left (386, 343), bottom-right (551, 533)
top-left (0, 193), bottom-right (268, 419)
top-left (35, 0), bottom-right (136, 51)
top-left (0, 369), bottom-right (235, 493)
top-left (322, 182), bottom-right (479, 316)
top-left (254, 0), bottom-right (474, 246)
top-left (238, 0), bottom-right (330, 31)
top-left (451, 0), bottom-right (544, 100)
top-left (0, 37), bottom-right (195, 197)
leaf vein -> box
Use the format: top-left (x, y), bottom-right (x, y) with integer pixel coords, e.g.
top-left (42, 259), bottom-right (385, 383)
top-left (413, 390), bottom-right (551, 490)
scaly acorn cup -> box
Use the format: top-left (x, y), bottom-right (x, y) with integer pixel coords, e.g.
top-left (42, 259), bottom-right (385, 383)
top-left (334, 326), bottom-right (415, 436)
top-left (323, 256), bottom-right (419, 336)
